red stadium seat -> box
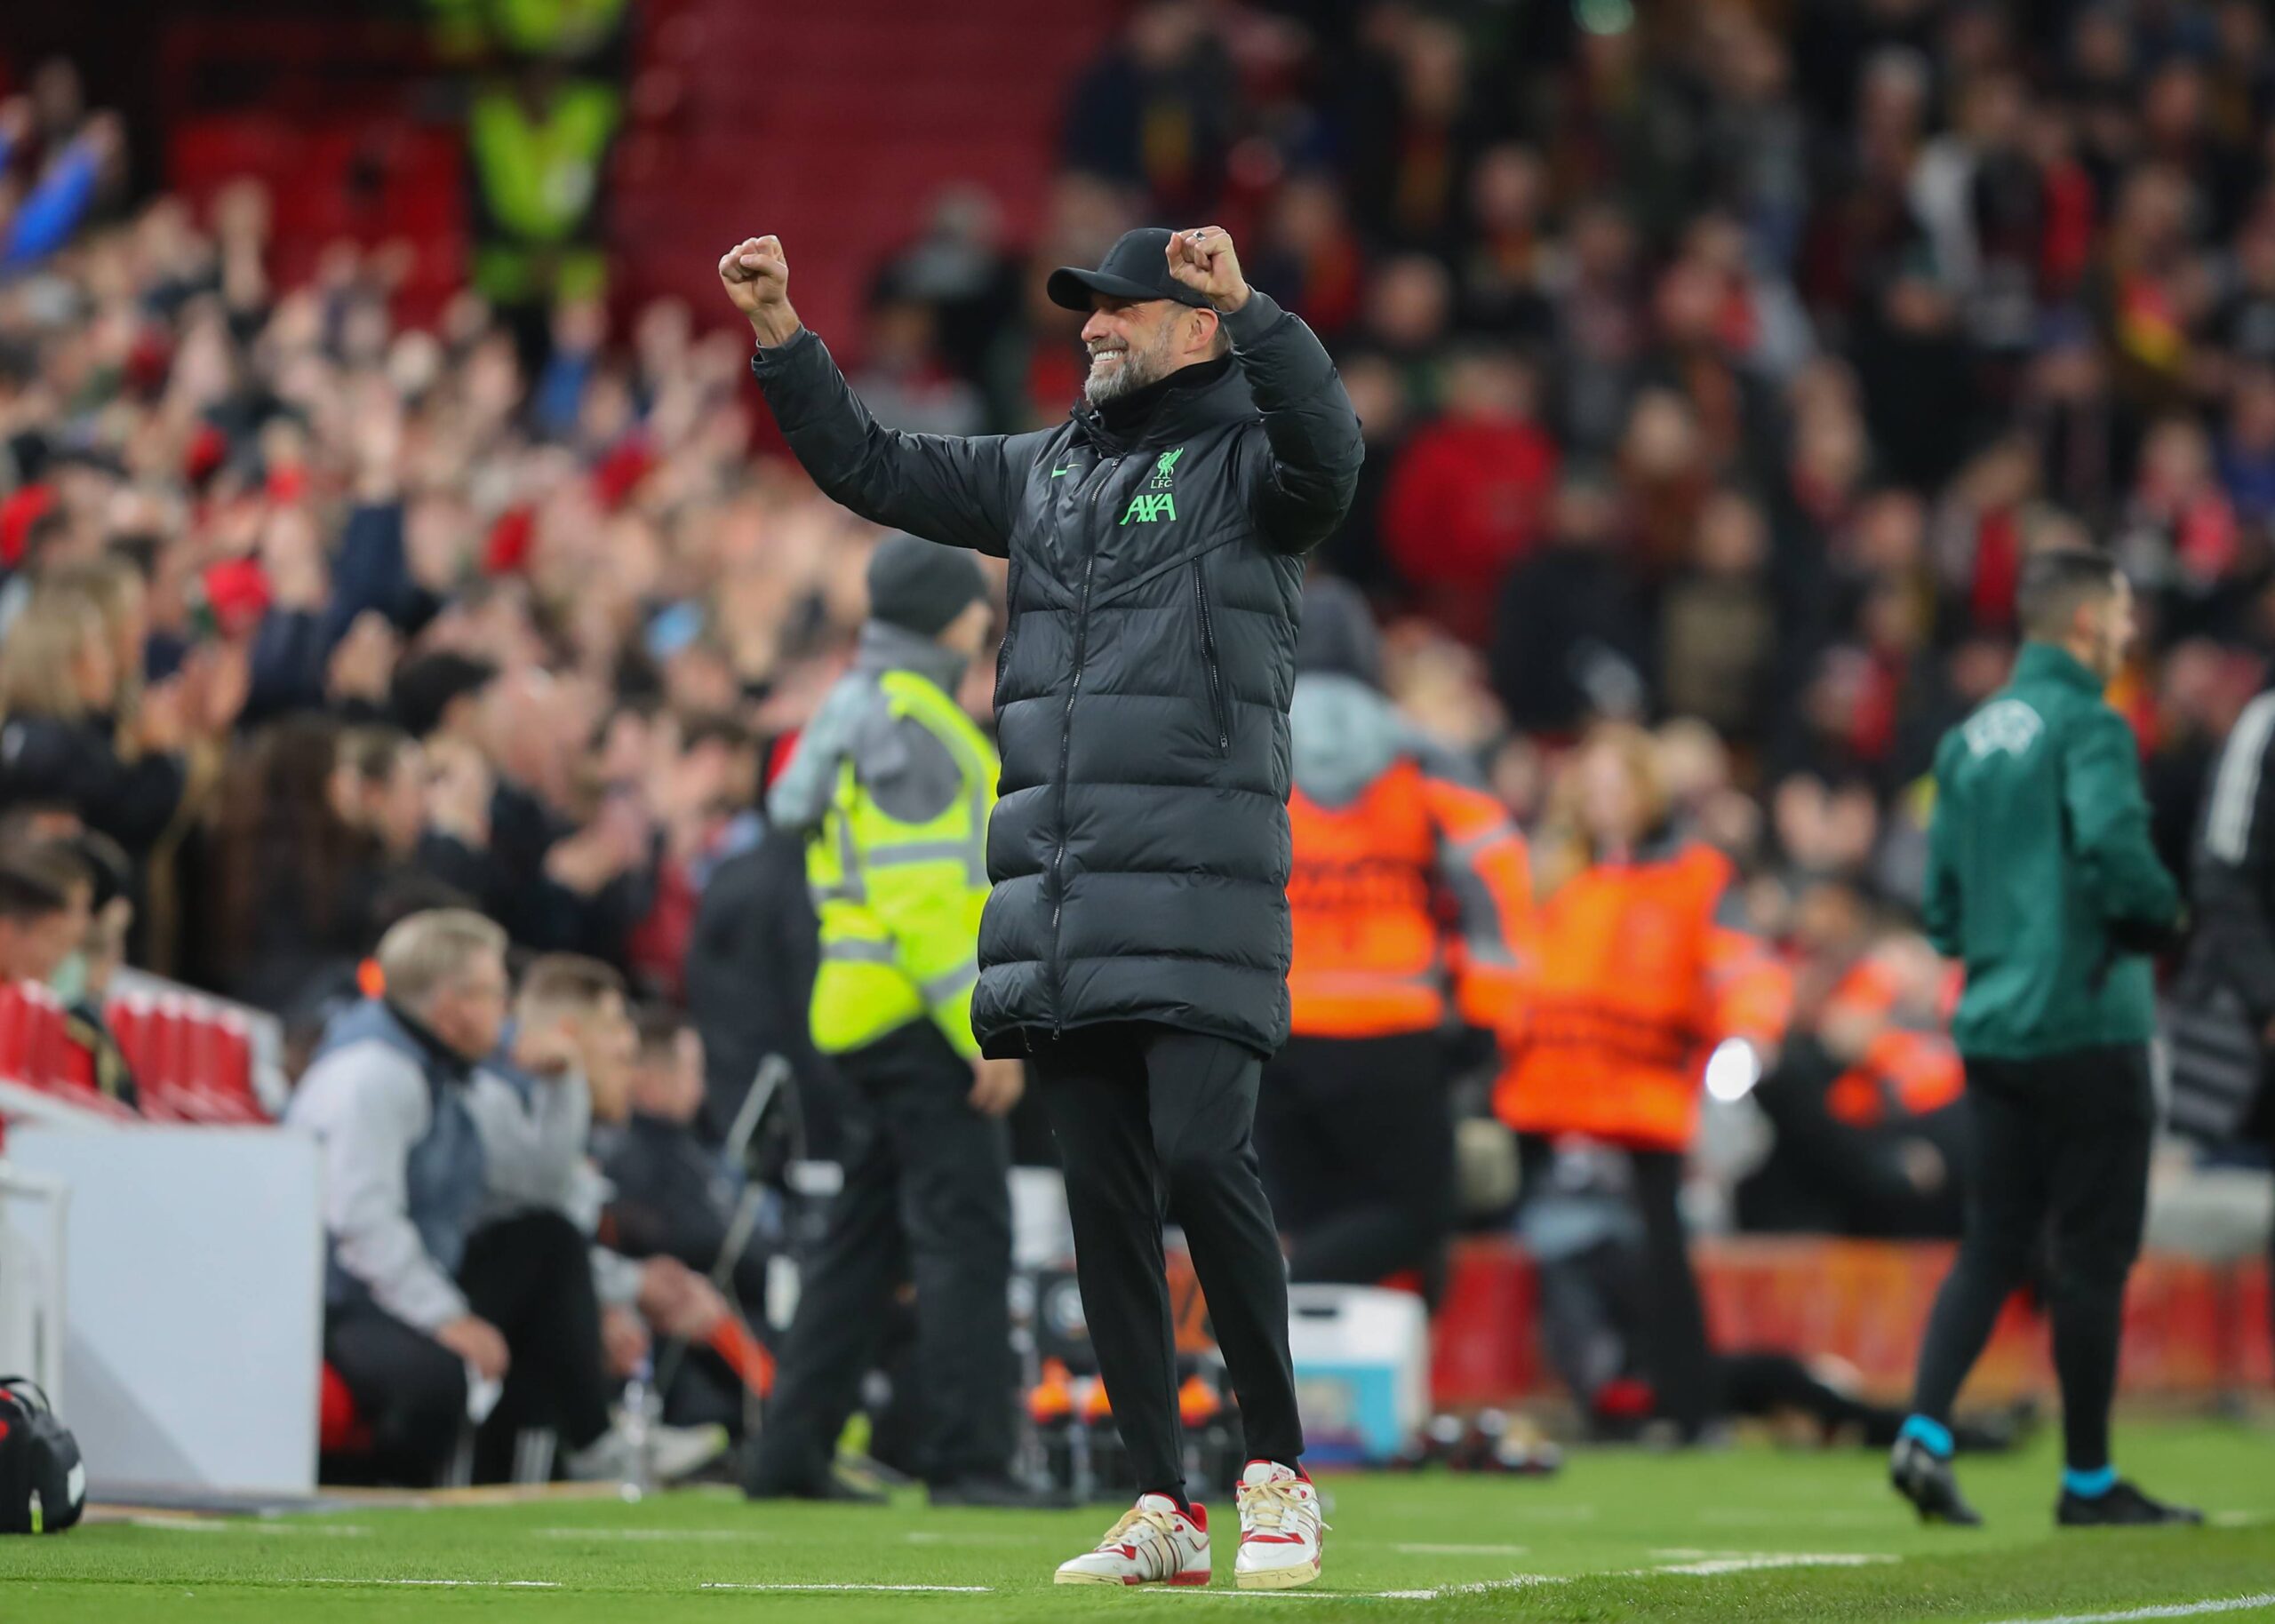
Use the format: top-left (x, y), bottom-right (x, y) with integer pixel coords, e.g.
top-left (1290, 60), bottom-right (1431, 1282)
top-left (318, 1362), bottom-right (374, 1457)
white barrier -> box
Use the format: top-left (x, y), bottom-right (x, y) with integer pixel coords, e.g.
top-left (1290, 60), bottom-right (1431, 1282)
top-left (0, 1162), bottom-right (69, 1405)
top-left (4, 1126), bottom-right (323, 1497)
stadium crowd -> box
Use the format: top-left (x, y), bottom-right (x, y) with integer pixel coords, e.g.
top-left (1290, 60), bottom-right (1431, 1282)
top-left (4, 0), bottom-right (2275, 1479)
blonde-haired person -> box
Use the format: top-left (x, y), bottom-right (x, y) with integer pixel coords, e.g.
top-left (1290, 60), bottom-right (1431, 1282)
top-left (37, 556), bottom-right (148, 736)
top-left (0, 584), bottom-right (187, 854)
top-left (1495, 721), bottom-right (1792, 1442)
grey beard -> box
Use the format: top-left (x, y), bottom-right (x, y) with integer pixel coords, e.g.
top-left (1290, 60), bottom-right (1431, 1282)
top-left (1082, 345), bottom-right (1169, 406)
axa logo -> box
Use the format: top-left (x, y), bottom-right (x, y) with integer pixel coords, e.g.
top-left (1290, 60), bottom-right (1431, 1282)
top-left (1121, 446), bottom-right (1185, 524)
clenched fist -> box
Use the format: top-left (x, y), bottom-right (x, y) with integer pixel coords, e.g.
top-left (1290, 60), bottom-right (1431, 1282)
top-left (1167, 227), bottom-right (1251, 314)
top-left (718, 235), bottom-right (802, 347)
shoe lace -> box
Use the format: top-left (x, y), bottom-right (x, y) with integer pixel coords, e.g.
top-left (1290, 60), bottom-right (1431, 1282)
top-left (1097, 1502), bottom-right (1181, 1559)
top-left (1240, 1477), bottom-right (1327, 1536)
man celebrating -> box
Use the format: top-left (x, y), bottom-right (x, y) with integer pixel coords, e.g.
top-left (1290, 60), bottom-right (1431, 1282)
top-left (723, 224), bottom-right (1361, 1589)
top-left (1891, 546), bottom-right (2198, 1528)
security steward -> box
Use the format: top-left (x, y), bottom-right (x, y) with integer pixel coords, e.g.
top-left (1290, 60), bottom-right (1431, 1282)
top-left (722, 222), bottom-right (1361, 1590)
top-left (1891, 545), bottom-right (2199, 1529)
top-left (1260, 576), bottom-right (1529, 1304)
top-left (1494, 721), bottom-right (1791, 1443)
top-left (744, 535), bottom-right (1035, 1509)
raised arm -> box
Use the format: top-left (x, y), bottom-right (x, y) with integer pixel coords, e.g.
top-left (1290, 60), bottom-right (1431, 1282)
top-left (1165, 227), bottom-right (1364, 554)
top-left (721, 235), bottom-right (1019, 557)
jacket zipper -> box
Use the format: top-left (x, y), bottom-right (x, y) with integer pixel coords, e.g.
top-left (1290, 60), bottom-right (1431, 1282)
top-left (1192, 559), bottom-right (1229, 754)
top-left (994, 553), bottom-right (1024, 712)
top-left (1048, 458), bottom-right (1114, 1032)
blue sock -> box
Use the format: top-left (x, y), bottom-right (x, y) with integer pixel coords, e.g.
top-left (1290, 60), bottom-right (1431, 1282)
top-left (2063, 1466), bottom-right (2116, 1500)
top-left (1898, 1415), bottom-right (1954, 1459)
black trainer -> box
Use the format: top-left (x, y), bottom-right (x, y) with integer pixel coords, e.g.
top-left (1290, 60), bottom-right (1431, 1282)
top-left (1890, 1436), bottom-right (1983, 1526)
top-left (2056, 1480), bottom-right (2204, 1527)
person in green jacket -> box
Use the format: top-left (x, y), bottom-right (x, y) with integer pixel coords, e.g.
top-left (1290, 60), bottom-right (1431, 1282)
top-left (1891, 546), bottom-right (2199, 1530)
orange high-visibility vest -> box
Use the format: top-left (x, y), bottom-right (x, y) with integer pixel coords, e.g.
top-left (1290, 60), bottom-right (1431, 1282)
top-left (1286, 759), bottom-right (1530, 1039)
top-left (1820, 959), bottom-right (1966, 1128)
top-left (1495, 840), bottom-right (1790, 1151)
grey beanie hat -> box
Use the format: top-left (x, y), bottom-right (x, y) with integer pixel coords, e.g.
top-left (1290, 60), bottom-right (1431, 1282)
top-left (866, 533), bottom-right (987, 636)
top-left (1295, 574), bottom-right (1384, 687)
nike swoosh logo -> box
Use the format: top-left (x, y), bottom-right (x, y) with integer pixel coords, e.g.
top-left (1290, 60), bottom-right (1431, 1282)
top-left (1051, 466), bottom-right (1074, 477)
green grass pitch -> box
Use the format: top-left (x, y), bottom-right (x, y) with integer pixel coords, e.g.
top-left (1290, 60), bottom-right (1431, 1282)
top-left (7, 1421), bottom-right (2272, 1622)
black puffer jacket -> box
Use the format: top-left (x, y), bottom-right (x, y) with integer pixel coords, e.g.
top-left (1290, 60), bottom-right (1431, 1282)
top-left (752, 291), bottom-right (1362, 1056)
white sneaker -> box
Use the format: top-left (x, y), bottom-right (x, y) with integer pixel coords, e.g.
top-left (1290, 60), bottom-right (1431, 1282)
top-left (563, 1414), bottom-right (730, 1484)
top-left (1233, 1460), bottom-right (1324, 1590)
top-left (1054, 1493), bottom-right (1211, 1587)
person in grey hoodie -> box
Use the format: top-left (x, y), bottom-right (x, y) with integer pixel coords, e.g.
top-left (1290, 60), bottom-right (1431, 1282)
top-left (291, 911), bottom-right (687, 1485)
top-left (1256, 577), bottom-right (1530, 1306)
top-left (291, 909), bottom-right (514, 1484)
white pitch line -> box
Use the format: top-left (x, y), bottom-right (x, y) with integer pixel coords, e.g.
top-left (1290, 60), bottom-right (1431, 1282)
top-left (699, 1582), bottom-right (995, 1594)
top-left (535, 1527), bottom-right (756, 1542)
top-left (302, 1579), bottom-right (560, 1588)
top-left (1984, 1596), bottom-right (2275, 1624)
top-left (1647, 1546), bottom-right (1892, 1564)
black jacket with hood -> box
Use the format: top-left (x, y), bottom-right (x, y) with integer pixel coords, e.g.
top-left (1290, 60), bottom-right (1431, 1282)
top-left (750, 290), bottom-right (1363, 1056)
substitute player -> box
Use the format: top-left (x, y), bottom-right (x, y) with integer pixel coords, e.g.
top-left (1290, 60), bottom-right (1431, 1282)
top-left (1891, 546), bottom-right (2199, 1527)
top-left (722, 223), bottom-right (1361, 1589)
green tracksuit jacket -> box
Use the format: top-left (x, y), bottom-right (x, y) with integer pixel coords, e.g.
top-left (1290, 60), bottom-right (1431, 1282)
top-left (1922, 641), bottom-right (2182, 1059)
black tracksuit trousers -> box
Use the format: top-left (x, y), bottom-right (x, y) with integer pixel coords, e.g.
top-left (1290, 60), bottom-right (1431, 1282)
top-left (1033, 1022), bottom-right (1304, 1499)
top-left (323, 1209), bottom-right (613, 1485)
top-left (747, 1020), bottom-right (1016, 1492)
top-left (1908, 1044), bottom-right (2153, 1473)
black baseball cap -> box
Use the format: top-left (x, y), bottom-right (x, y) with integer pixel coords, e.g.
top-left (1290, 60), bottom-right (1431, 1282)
top-left (1047, 227), bottom-right (1212, 313)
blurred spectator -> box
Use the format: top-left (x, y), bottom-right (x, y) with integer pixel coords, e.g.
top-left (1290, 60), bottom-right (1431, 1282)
top-left (7, 828), bottom-right (142, 1111)
top-left (1489, 474), bottom-right (1647, 736)
top-left (1741, 889), bottom-right (1968, 1239)
top-left (205, 720), bottom-right (452, 1016)
top-left (0, 583), bottom-right (189, 856)
top-left (1061, 0), bottom-right (1236, 219)
top-left (601, 1007), bottom-right (768, 1312)
top-left (0, 858), bottom-right (71, 985)
top-left (468, 64), bottom-right (620, 353)
top-left (1657, 488), bottom-right (1779, 744)
top-left (1381, 346), bottom-right (1557, 641)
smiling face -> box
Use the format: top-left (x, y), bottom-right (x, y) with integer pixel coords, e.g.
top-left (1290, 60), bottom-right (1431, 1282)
top-left (1080, 294), bottom-right (1218, 406)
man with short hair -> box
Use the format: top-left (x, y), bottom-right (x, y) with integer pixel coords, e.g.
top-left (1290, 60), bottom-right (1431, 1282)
top-left (1891, 547), bottom-right (2199, 1528)
top-left (464, 951), bottom-right (730, 1483)
top-left (723, 218), bottom-right (1358, 1589)
top-left (0, 856), bottom-right (73, 985)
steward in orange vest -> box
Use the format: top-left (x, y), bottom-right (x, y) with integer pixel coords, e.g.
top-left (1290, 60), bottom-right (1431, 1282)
top-left (1494, 762), bottom-right (1788, 1153)
top-left (1257, 579), bottom-right (1529, 1303)
top-left (1498, 722), bottom-right (1788, 1440)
